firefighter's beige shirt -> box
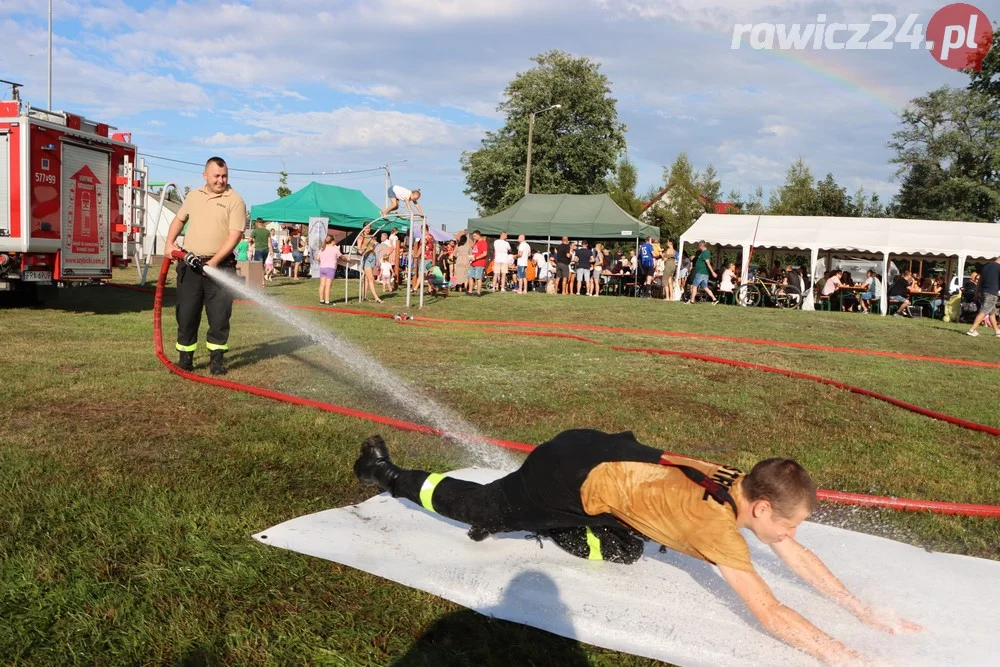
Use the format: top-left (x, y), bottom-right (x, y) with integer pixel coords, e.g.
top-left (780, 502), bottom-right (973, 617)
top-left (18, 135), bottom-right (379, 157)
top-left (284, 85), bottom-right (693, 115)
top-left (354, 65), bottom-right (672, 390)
top-left (177, 185), bottom-right (246, 256)
top-left (580, 455), bottom-right (754, 571)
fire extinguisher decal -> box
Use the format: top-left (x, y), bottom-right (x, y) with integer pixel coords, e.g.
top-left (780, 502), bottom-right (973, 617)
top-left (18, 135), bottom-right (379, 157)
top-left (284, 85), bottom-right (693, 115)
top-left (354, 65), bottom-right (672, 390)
top-left (68, 165), bottom-right (102, 253)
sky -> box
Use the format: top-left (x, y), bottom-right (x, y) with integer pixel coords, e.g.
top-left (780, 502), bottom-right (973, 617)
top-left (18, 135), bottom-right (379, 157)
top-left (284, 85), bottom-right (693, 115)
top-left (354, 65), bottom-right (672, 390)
top-left (1, 0), bottom-right (996, 230)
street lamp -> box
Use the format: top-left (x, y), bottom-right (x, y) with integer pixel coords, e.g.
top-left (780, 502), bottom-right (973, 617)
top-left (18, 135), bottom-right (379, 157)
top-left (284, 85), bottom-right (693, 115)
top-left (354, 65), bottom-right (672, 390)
top-left (524, 103), bottom-right (561, 195)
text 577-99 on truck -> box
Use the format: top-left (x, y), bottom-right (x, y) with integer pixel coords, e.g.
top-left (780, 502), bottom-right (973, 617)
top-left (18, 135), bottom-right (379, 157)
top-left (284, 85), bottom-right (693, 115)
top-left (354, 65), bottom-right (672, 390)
top-left (0, 84), bottom-right (145, 304)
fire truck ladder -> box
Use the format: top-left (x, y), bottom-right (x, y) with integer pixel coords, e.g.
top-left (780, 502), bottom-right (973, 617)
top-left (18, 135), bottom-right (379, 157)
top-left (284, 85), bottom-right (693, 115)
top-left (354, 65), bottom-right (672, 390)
top-left (119, 155), bottom-right (148, 268)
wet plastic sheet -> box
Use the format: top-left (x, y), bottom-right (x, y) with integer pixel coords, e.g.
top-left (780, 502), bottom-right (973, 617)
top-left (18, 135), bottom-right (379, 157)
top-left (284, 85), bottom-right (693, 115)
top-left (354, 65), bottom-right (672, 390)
top-left (254, 468), bottom-right (1000, 666)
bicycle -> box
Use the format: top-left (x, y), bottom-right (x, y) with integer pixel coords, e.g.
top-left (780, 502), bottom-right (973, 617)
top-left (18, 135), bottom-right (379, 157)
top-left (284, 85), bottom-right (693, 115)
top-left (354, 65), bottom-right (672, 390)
top-left (737, 276), bottom-right (802, 309)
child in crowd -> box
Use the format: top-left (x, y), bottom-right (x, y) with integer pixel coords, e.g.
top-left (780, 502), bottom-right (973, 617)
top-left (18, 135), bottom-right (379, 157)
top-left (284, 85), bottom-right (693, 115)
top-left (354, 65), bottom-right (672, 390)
top-left (380, 257), bottom-right (394, 293)
top-left (264, 249), bottom-right (275, 283)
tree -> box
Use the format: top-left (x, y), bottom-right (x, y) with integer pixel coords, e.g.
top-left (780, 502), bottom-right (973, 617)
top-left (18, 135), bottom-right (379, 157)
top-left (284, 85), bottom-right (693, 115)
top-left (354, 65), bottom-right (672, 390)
top-left (814, 173), bottom-right (850, 217)
top-left (641, 154), bottom-right (707, 240)
top-left (606, 154), bottom-right (641, 217)
top-left (729, 186), bottom-right (765, 215)
top-left (694, 165), bottom-right (722, 207)
top-left (888, 86), bottom-right (1000, 221)
top-left (183, 186), bottom-right (191, 199)
top-left (767, 158), bottom-right (819, 215)
top-left (461, 50), bottom-right (627, 214)
top-left (277, 170), bottom-right (292, 198)
top-left (849, 187), bottom-right (886, 218)
top-left (965, 20), bottom-right (999, 99)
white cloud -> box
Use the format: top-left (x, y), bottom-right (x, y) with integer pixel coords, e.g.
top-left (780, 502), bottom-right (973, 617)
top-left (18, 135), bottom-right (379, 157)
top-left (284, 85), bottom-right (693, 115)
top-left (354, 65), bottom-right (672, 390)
top-left (198, 107), bottom-right (483, 156)
top-left (760, 124), bottom-right (796, 137)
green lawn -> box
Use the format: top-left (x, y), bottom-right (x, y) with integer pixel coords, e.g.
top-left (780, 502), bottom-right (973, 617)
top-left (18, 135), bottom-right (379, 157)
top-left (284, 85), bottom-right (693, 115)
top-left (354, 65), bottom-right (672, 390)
top-left (1, 271), bottom-right (997, 665)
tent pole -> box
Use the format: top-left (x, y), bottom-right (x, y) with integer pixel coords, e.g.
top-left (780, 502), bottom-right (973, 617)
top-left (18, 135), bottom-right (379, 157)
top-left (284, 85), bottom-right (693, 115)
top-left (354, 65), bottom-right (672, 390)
top-left (956, 254), bottom-right (967, 297)
top-left (880, 251), bottom-right (890, 317)
top-left (803, 248), bottom-right (818, 311)
top-left (419, 217), bottom-right (427, 309)
top-left (406, 215), bottom-right (414, 308)
top-left (739, 245), bottom-right (751, 306)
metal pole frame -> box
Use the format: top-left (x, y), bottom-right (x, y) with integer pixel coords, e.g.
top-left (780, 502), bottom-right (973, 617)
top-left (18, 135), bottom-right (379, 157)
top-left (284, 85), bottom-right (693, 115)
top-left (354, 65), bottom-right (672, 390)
top-left (418, 218), bottom-right (428, 309)
top-left (405, 215), bottom-right (415, 308)
top-left (140, 178), bottom-right (175, 286)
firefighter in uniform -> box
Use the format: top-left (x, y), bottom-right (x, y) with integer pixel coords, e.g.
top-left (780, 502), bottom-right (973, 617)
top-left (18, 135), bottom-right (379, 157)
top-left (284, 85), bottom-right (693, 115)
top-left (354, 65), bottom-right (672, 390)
top-left (165, 157), bottom-right (246, 375)
top-left (354, 429), bottom-right (920, 664)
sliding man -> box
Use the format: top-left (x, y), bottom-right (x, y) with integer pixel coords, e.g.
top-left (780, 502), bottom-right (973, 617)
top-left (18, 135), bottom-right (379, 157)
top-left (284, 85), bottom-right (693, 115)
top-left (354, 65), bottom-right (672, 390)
top-left (354, 428), bottom-right (920, 665)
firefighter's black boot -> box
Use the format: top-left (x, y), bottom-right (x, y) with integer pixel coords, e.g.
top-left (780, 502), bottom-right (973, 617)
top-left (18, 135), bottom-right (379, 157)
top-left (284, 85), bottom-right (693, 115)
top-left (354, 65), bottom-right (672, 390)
top-left (354, 435), bottom-right (400, 493)
top-left (178, 350), bottom-right (194, 371)
top-left (209, 349), bottom-right (227, 376)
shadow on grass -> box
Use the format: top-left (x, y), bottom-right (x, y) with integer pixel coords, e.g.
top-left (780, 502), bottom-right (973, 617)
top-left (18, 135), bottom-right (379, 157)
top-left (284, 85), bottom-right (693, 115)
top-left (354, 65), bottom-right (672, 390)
top-left (10, 285), bottom-right (159, 315)
top-left (391, 570), bottom-right (589, 667)
top-left (221, 336), bottom-right (317, 372)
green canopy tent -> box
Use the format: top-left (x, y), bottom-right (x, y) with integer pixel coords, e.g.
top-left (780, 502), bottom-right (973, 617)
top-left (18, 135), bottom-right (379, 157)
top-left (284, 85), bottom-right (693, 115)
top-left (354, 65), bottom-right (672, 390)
top-left (249, 181), bottom-right (410, 233)
top-left (467, 194), bottom-right (659, 240)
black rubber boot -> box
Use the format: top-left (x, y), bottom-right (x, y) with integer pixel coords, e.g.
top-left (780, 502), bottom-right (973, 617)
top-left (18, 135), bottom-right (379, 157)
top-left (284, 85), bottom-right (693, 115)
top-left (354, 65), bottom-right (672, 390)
top-left (178, 350), bottom-right (194, 371)
top-left (209, 350), bottom-right (226, 376)
top-left (354, 435), bottom-right (401, 493)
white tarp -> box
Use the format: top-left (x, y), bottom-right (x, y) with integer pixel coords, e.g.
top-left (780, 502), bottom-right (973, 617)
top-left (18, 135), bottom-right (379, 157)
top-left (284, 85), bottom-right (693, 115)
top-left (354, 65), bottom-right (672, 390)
top-left (254, 467), bottom-right (999, 667)
top-left (678, 215), bottom-right (1000, 312)
top-left (681, 214), bottom-right (1000, 260)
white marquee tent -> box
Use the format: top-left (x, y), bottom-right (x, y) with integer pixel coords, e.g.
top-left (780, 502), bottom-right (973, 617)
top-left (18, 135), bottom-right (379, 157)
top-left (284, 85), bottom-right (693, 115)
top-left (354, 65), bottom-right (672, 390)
top-left (678, 214), bottom-right (1000, 315)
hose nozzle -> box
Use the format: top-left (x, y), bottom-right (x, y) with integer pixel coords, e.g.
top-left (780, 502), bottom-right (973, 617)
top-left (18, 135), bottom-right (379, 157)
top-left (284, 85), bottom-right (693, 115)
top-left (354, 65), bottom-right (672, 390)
top-left (170, 247), bottom-right (206, 275)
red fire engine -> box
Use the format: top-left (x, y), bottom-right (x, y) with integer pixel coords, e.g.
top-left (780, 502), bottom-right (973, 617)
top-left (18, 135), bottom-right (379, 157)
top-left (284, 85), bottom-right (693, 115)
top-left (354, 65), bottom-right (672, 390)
top-left (0, 80), bottom-right (146, 303)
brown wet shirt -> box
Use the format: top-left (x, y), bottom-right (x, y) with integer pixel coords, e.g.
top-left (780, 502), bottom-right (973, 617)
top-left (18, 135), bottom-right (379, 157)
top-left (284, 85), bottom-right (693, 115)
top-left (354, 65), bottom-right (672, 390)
top-left (580, 455), bottom-right (754, 571)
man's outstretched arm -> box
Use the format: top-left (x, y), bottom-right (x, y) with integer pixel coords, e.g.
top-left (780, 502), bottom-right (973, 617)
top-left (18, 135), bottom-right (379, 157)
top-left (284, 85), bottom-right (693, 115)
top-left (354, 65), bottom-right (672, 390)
top-left (719, 564), bottom-right (864, 666)
top-left (770, 538), bottom-right (921, 635)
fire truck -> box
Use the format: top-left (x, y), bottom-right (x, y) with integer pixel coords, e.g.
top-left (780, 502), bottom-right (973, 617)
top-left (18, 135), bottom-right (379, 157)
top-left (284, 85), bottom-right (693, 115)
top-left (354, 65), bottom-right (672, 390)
top-left (0, 80), bottom-right (147, 303)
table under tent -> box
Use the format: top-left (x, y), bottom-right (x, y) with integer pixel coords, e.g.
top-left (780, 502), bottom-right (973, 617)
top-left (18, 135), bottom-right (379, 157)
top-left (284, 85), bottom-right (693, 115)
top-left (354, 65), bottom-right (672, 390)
top-left (678, 214), bottom-right (1000, 315)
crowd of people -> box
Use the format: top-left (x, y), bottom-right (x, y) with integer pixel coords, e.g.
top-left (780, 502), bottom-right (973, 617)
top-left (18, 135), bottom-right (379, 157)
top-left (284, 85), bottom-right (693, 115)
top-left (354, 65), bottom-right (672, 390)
top-left (234, 217), bottom-right (1000, 336)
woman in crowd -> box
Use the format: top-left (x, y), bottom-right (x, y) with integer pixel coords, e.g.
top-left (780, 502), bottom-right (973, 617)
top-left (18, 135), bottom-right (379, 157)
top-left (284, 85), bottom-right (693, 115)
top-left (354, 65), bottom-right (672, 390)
top-left (859, 270), bottom-right (880, 313)
top-left (357, 227), bottom-right (383, 304)
top-left (662, 240), bottom-right (677, 301)
top-left (591, 243), bottom-right (605, 297)
top-left (317, 234), bottom-right (341, 305)
top-left (453, 233), bottom-right (470, 292)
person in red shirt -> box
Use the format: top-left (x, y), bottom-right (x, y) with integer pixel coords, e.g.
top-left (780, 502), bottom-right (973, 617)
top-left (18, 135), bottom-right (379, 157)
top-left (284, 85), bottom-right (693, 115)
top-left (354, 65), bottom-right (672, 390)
top-left (468, 230), bottom-right (488, 296)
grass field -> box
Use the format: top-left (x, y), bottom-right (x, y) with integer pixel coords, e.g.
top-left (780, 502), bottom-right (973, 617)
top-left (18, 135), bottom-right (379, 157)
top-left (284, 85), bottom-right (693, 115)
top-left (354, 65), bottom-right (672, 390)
top-left (1, 269), bottom-right (998, 665)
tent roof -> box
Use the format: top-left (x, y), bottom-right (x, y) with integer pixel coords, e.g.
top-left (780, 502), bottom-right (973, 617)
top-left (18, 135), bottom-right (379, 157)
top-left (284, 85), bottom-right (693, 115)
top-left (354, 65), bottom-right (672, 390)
top-left (468, 194), bottom-right (660, 240)
top-left (680, 214), bottom-right (1000, 260)
top-left (250, 182), bottom-right (408, 231)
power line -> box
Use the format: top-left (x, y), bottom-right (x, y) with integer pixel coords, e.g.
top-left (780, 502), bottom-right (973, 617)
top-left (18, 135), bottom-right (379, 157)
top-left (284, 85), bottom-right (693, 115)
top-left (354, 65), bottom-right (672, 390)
top-left (137, 152), bottom-right (394, 176)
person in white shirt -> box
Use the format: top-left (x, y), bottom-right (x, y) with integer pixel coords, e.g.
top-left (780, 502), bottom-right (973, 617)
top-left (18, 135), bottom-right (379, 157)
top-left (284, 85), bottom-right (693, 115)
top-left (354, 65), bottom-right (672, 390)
top-left (532, 250), bottom-right (550, 292)
top-left (515, 234), bottom-right (532, 294)
top-left (388, 226), bottom-right (400, 287)
top-left (492, 231), bottom-right (512, 292)
top-left (720, 262), bottom-right (737, 303)
top-left (381, 185), bottom-right (424, 218)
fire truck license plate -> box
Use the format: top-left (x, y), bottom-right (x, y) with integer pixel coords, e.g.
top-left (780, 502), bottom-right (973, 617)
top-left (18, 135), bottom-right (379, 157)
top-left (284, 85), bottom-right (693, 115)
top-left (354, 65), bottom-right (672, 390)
top-left (23, 271), bottom-right (53, 282)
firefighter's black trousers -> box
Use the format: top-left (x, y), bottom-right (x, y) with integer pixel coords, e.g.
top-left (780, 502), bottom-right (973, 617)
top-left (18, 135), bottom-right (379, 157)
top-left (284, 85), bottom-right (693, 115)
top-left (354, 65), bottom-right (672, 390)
top-left (175, 260), bottom-right (237, 352)
top-left (391, 429), bottom-right (663, 564)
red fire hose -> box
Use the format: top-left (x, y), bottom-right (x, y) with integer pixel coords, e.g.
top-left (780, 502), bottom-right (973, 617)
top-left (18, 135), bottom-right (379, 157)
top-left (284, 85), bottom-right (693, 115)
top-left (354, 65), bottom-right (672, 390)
top-left (142, 259), bottom-right (1000, 518)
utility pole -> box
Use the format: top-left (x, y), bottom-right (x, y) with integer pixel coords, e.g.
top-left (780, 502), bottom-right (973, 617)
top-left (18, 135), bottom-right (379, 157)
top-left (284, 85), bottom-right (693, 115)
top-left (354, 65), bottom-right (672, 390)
top-left (523, 104), bottom-right (561, 195)
top-left (48, 0), bottom-right (53, 109)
